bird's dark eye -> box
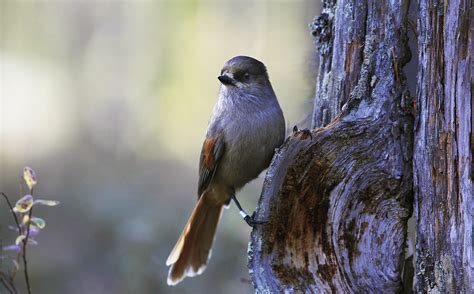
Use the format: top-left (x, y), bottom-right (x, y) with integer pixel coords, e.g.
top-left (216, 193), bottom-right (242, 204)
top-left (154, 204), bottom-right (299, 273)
top-left (244, 72), bottom-right (250, 79)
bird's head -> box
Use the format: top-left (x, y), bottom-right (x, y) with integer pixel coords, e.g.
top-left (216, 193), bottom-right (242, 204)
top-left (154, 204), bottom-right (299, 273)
top-left (218, 56), bottom-right (271, 91)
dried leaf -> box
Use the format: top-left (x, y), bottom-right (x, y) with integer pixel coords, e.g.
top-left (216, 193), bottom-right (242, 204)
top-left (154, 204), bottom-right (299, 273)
top-left (33, 199), bottom-right (60, 207)
top-left (13, 195), bottom-right (34, 213)
top-left (23, 166), bottom-right (37, 191)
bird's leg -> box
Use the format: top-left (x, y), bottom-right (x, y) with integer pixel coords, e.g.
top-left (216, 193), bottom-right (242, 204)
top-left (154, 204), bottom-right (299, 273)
top-left (230, 193), bottom-right (265, 227)
top-left (230, 193), bottom-right (252, 226)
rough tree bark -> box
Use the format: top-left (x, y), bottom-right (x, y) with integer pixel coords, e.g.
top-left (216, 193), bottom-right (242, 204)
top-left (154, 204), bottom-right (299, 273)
top-left (248, 0), bottom-right (472, 292)
top-left (249, 0), bottom-right (414, 292)
top-left (413, 0), bottom-right (472, 292)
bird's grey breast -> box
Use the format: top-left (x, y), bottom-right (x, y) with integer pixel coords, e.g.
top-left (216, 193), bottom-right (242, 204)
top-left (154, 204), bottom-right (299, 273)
top-left (207, 94), bottom-right (284, 188)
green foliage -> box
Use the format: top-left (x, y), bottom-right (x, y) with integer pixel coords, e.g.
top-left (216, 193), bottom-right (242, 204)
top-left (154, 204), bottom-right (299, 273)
top-left (1, 167), bottom-right (59, 294)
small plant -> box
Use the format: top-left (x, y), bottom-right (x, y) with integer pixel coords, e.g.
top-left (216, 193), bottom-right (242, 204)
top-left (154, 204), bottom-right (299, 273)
top-left (1, 167), bottom-right (59, 294)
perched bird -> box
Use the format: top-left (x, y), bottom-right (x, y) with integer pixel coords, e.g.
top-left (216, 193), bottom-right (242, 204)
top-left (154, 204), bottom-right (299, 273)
top-left (166, 56), bottom-right (285, 286)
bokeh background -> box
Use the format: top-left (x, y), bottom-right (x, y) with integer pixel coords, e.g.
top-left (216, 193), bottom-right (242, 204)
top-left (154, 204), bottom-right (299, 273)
top-left (0, 0), bottom-right (319, 293)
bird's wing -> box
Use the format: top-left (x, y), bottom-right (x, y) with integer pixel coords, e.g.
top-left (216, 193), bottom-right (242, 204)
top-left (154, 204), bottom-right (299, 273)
top-left (197, 134), bottom-right (225, 198)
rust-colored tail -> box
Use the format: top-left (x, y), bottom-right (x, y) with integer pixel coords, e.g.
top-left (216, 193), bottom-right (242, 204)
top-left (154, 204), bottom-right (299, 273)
top-left (166, 194), bottom-right (224, 286)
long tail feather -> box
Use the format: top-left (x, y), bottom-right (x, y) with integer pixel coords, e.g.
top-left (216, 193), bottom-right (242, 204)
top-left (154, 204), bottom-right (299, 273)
top-left (166, 195), bottom-right (224, 286)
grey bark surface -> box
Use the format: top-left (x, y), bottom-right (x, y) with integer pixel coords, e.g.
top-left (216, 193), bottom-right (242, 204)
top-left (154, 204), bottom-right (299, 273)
top-left (413, 0), bottom-right (473, 292)
top-left (248, 0), bottom-right (414, 292)
top-left (248, 0), bottom-right (472, 292)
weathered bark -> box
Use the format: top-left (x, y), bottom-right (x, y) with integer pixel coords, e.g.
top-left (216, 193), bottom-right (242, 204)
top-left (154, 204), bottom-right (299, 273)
top-left (248, 0), bottom-right (414, 292)
top-left (311, 0), bottom-right (365, 128)
top-left (413, 0), bottom-right (473, 292)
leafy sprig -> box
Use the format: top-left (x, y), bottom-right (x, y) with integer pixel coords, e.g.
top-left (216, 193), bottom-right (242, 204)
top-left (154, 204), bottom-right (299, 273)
top-left (1, 167), bottom-right (59, 294)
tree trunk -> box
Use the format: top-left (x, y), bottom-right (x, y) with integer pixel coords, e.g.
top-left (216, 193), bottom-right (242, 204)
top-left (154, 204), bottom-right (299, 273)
top-left (413, 0), bottom-right (472, 292)
top-left (248, 0), bottom-right (472, 292)
top-left (249, 0), bottom-right (414, 292)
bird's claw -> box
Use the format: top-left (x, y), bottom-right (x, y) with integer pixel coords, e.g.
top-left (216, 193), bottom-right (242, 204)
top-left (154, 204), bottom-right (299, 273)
top-left (292, 125), bottom-right (313, 140)
top-left (244, 212), bottom-right (267, 227)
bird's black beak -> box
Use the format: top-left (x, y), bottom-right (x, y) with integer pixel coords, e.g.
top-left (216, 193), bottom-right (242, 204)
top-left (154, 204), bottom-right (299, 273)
top-left (218, 75), bottom-right (235, 86)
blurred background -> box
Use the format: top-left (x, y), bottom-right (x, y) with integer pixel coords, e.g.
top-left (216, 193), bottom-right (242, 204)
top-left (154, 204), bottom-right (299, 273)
top-left (0, 0), bottom-right (319, 293)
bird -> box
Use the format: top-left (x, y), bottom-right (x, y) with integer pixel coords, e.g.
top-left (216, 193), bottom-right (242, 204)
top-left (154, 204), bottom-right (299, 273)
top-left (166, 56), bottom-right (285, 286)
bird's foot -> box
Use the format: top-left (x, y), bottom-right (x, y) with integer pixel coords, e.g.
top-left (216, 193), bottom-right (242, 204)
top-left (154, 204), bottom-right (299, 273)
top-left (292, 125), bottom-right (313, 140)
top-left (243, 212), bottom-right (267, 227)
top-left (231, 194), bottom-right (266, 227)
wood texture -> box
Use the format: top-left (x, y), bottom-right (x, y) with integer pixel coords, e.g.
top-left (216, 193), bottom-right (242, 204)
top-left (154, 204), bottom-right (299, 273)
top-left (248, 0), bottom-right (414, 292)
top-left (413, 0), bottom-right (473, 292)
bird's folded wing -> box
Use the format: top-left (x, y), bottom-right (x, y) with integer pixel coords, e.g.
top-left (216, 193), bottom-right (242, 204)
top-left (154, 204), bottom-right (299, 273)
top-left (197, 134), bottom-right (225, 197)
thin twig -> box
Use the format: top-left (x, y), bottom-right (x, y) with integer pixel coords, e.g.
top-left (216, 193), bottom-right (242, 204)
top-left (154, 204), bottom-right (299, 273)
top-left (1, 191), bottom-right (32, 293)
top-left (0, 278), bottom-right (14, 294)
top-left (22, 206), bottom-right (33, 294)
top-left (2, 192), bottom-right (22, 279)
top-left (0, 192), bottom-right (20, 294)
top-left (0, 279), bottom-right (13, 294)
top-left (0, 271), bottom-right (17, 294)
top-left (0, 275), bottom-right (12, 294)
top-left (0, 193), bottom-right (21, 235)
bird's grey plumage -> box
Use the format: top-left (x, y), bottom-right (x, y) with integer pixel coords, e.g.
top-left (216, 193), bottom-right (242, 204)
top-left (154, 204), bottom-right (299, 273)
top-left (209, 87), bottom-right (284, 189)
top-left (166, 56), bottom-right (285, 285)
top-left (207, 56), bottom-right (285, 190)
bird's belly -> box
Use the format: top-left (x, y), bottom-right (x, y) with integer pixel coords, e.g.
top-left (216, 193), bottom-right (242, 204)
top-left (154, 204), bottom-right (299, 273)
top-left (216, 122), bottom-right (282, 189)
top-left (217, 147), bottom-right (272, 188)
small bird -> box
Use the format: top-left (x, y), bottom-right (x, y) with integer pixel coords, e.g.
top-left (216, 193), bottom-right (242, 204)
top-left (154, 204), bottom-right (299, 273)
top-left (166, 56), bottom-right (285, 286)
